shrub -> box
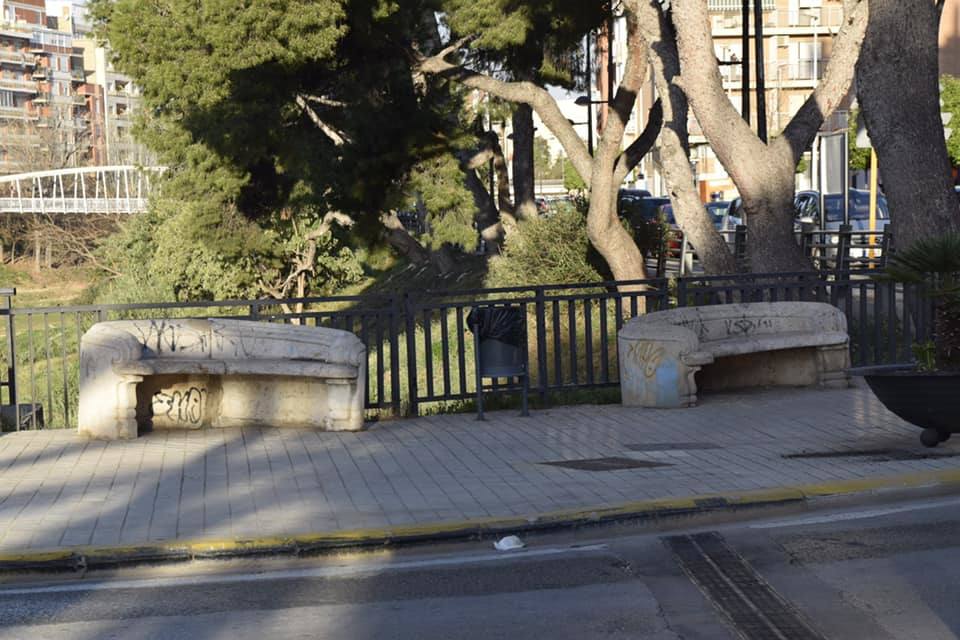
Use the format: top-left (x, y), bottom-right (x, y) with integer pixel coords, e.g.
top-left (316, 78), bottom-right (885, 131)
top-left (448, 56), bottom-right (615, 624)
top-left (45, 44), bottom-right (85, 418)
top-left (485, 203), bottom-right (603, 288)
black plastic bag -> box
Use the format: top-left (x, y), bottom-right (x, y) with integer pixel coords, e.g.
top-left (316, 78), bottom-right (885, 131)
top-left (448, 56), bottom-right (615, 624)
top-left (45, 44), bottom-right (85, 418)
top-left (466, 306), bottom-right (524, 347)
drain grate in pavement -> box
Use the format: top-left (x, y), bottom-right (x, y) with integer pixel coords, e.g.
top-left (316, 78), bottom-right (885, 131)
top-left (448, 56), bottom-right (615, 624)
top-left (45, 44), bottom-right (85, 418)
top-left (541, 456), bottom-right (672, 471)
top-left (624, 442), bottom-right (721, 452)
top-left (665, 531), bottom-right (827, 640)
top-left (783, 449), bottom-right (960, 461)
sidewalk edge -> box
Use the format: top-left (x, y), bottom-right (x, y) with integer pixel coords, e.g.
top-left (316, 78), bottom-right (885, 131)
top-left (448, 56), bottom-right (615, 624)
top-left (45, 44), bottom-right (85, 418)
top-left (2, 467), bottom-right (959, 573)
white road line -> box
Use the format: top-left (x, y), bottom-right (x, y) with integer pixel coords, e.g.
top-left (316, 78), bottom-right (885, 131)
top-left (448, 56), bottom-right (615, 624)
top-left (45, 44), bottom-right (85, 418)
top-left (749, 496), bottom-right (960, 530)
top-left (0, 544), bottom-right (610, 596)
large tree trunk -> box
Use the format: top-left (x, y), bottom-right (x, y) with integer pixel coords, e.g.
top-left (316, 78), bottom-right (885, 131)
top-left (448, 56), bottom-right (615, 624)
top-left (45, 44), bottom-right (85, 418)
top-left (669, 0), bottom-right (867, 273)
top-left (511, 104), bottom-right (538, 220)
top-left (458, 144), bottom-right (504, 252)
top-left (856, 0), bottom-right (960, 251)
top-left (633, 0), bottom-right (736, 274)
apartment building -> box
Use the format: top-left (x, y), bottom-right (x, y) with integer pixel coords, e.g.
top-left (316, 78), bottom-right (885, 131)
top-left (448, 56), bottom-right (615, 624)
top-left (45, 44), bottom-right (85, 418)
top-left (0, 0), bottom-right (150, 175)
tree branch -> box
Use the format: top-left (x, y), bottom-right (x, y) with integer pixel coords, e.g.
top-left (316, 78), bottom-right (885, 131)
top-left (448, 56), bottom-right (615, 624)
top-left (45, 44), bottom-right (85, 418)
top-left (295, 94), bottom-right (350, 146)
top-left (418, 48), bottom-right (593, 186)
top-left (776, 0), bottom-right (868, 164)
top-left (614, 99), bottom-right (663, 184)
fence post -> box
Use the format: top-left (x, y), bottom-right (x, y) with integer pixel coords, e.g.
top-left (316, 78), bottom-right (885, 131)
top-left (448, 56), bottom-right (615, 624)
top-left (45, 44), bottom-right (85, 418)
top-left (879, 229), bottom-right (892, 268)
top-left (389, 295), bottom-right (402, 417)
top-left (2, 289), bottom-right (15, 408)
top-left (676, 277), bottom-right (688, 308)
top-left (734, 224), bottom-right (748, 272)
top-left (800, 221), bottom-right (815, 258)
top-left (403, 292), bottom-right (419, 417)
top-left (249, 301), bottom-right (261, 320)
top-left (534, 287), bottom-right (548, 405)
top-left (836, 223), bottom-right (852, 273)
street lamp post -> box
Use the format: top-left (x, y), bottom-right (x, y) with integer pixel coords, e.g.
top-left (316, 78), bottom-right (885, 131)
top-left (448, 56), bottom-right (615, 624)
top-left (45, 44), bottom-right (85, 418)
top-left (575, 95), bottom-right (609, 156)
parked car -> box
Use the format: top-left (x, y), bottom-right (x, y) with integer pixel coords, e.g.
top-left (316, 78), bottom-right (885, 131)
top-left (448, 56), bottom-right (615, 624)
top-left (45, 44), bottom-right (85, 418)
top-left (705, 200), bottom-right (742, 231)
top-left (793, 189), bottom-right (890, 229)
top-left (618, 192), bottom-right (668, 227)
top-left (794, 189), bottom-right (890, 260)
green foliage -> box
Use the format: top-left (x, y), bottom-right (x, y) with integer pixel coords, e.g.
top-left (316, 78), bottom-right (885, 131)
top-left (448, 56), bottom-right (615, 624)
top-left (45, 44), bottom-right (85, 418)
top-left (883, 232), bottom-right (960, 368)
top-left (486, 204), bottom-right (602, 288)
top-left (913, 340), bottom-right (938, 372)
top-left (407, 153), bottom-right (477, 250)
top-left (940, 74), bottom-right (960, 166)
top-left (848, 110), bottom-right (871, 171)
top-left (563, 157), bottom-right (587, 191)
top-left (534, 136), bottom-right (562, 180)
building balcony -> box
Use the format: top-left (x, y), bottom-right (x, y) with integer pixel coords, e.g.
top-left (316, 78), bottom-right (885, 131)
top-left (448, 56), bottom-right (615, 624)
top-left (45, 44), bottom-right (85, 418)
top-left (32, 92), bottom-right (50, 104)
top-left (30, 67), bottom-right (46, 79)
top-left (0, 77), bottom-right (37, 93)
top-left (0, 105), bottom-right (38, 121)
top-left (71, 94), bottom-right (86, 106)
top-left (710, 6), bottom-right (846, 32)
top-left (719, 58), bottom-right (830, 86)
top-left (0, 50), bottom-right (32, 67)
top-left (70, 68), bottom-right (85, 82)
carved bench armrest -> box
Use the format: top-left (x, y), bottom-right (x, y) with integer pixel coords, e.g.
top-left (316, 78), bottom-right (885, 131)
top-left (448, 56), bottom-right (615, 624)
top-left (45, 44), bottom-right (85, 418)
top-left (682, 351), bottom-right (715, 367)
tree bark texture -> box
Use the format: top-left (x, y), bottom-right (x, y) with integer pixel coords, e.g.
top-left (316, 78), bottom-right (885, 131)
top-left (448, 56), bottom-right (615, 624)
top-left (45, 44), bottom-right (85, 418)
top-left (856, 0), bottom-right (960, 251)
top-left (380, 211), bottom-right (430, 265)
top-left (511, 104), bottom-right (538, 220)
top-left (670, 0), bottom-right (867, 273)
top-left (458, 144), bottom-right (504, 252)
top-left (630, 0), bottom-right (736, 275)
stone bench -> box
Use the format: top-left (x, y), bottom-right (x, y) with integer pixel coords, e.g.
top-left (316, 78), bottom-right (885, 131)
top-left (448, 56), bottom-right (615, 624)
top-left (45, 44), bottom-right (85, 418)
top-left (618, 301), bottom-right (849, 408)
top-left (78, 318), bottom-right (366, 440)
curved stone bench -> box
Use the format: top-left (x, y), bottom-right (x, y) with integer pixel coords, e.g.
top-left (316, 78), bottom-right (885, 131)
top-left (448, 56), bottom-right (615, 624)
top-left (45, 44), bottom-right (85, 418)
top-left (618, 302), bottom-right (850, 408)
top-left (78, 318), bottom-right (366, 439)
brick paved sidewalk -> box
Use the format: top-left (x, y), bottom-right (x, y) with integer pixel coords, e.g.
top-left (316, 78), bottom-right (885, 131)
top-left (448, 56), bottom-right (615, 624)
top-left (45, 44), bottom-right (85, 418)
top-left (0, 383), bottom-right (953, 552)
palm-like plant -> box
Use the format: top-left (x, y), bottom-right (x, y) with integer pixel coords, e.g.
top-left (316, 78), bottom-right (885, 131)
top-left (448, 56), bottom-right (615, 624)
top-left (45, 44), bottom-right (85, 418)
top-left (884, 233), bottom-right (960, 370)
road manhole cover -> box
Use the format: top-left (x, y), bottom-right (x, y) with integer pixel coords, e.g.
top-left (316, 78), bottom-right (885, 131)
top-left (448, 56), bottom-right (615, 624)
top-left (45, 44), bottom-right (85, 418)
top-left (541, 457), bottom-right (672, 471)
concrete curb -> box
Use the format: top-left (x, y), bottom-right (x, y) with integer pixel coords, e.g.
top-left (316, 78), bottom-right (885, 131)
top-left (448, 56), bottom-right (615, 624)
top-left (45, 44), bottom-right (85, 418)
top-left (3, 467), bottom-right (960, 573)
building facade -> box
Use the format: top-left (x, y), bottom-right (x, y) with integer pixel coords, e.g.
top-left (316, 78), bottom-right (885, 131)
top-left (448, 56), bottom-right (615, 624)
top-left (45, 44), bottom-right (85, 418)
top-left (0, 0), bottom-right (150, 175)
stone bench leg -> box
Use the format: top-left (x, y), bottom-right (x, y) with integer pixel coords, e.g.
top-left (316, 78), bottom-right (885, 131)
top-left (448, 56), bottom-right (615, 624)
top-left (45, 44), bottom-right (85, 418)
top-left (619, 337), bottom-right (701, 408)
top-left (78, 372), bottom-right (141, 440)
top-left (816, 343), bottom-right (851, 389)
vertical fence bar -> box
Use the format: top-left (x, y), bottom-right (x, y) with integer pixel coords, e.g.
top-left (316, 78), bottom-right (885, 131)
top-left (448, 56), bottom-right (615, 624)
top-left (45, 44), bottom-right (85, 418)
top-left (404, 294), bottom-right (419, 416)
top-left (567, 299), bottom-right (577, 385)
top-left (584, 298), bottom-right (593, 385)
top-left (43, 315), bottom-right (52, 427)
top-left (456, 306), bottom-right (467, 397)
top-left (599, 296), bottom-right (609, 383)
top-left (535, 288), bottom-right (548, 403)
top-left (858, 281), bottom-right (868, 366)
top-left (677, 278), bottom-right (687, 308)
top-left (423, 308), bottom-right (434, 399)
top-left (375, 314), bottom-right (385, 408)
top-left (440, 307), bottom-right (451, 398)
top-left (873, 280), bottom-right (882, 366)
top-left (3, 292), bottom-right (15, 409)
top-left (887, 281), bottom-right (898, 364)
top-left (59, 313), bottom-right (68, 427)
top-left (552, 300), bottom-right (561, 387)
top-left (390, 296), bottom-right (401, 415)
top-left (27, 314), bottom-right (35, 430)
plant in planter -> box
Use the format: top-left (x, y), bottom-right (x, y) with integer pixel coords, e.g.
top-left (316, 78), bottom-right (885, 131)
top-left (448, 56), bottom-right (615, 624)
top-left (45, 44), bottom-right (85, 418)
top-left (860, 233), bottom-right (960, 447)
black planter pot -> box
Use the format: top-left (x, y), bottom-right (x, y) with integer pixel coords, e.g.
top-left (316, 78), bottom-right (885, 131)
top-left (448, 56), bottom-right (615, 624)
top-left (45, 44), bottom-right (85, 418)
top-left (853, 365), bottom-right (960, 447)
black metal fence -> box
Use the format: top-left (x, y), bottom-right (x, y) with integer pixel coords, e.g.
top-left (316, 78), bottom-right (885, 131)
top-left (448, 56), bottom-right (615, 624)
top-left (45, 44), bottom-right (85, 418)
top-left (0, 268), bottom-right (932, 430)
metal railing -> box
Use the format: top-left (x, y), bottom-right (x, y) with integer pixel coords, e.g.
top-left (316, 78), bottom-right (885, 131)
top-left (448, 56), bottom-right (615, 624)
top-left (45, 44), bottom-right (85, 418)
top-left (0, 268), bottom-right (933, 431)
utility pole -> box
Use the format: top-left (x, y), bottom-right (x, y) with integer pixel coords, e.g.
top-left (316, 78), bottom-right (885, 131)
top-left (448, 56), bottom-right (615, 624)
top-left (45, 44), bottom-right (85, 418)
top-left (753, 0), bottom-right (767, 142)
top-left (741, 0), bottom-right (751, 125)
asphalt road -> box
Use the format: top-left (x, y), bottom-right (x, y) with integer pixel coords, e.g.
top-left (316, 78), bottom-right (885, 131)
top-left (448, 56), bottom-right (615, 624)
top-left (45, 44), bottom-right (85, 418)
top-left (1, 493), bottom-right (960, 639)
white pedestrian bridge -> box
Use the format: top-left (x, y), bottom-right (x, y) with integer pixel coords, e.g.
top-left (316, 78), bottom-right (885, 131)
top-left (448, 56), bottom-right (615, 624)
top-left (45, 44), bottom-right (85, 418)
top-left (0, 166), bottom-right (166, 215)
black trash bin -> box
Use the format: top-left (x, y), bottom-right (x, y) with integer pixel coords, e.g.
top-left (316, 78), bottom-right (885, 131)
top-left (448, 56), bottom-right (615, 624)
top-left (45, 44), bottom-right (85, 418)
top-left (466, 305), bottom-right (529, 419)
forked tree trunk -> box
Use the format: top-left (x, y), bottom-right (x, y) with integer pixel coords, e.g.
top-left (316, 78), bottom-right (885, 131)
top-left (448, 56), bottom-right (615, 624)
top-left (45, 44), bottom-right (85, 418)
top-left (632, 0), bottom-right (736, 274)
top-left (856, 0), bottom-right (960, 251)
top-left (669, 0), bottom-right (867, 273)
top-left (380, 211), bottom-right (430, 264)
